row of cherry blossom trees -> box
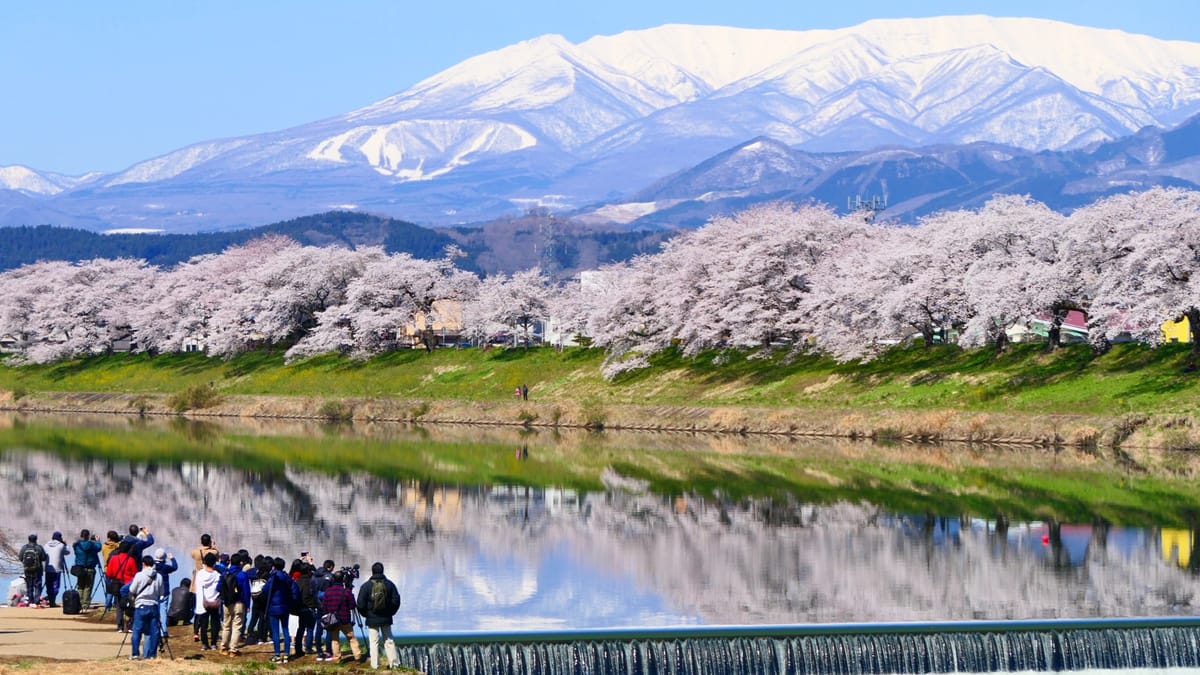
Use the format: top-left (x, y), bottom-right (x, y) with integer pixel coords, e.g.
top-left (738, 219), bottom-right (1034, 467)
top-left (568, 188), bottom-right (1200, 376)
top-left (1, 188), bottom-right (1197, 372)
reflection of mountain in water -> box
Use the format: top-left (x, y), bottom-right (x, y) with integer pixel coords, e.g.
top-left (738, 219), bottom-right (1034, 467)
top-left (1, 450), bottom-right (1196, 630)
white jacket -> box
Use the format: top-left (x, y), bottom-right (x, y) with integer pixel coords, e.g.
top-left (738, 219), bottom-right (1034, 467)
top-left (194, 567), bottom-right (221, 614)
top-left (44, 540), bottom-right (68, 572)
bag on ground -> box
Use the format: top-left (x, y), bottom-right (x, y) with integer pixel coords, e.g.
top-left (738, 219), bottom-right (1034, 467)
top-left (61, 589), bottom-right (81, 615)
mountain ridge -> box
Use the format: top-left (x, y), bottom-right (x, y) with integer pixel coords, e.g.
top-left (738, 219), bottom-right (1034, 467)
top-left (5, 16), bottom-right (1200, 231)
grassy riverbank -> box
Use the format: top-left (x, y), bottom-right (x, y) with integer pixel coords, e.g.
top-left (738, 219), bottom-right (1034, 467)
top-left (2, 342), bottom-right (1200, 448)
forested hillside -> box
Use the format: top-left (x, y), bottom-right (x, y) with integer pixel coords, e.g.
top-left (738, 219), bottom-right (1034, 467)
top-left (0, 210), bottom-right (673, 275)
top-left (0, 211), bottom-right (456, 270)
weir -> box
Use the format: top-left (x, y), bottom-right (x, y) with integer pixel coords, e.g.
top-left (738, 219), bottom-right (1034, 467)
top-left (393, 618), bottom-right (1200, 674)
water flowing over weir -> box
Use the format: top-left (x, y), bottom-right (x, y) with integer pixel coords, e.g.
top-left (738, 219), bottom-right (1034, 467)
top-left (393, 619), bottom-right (1200, 674)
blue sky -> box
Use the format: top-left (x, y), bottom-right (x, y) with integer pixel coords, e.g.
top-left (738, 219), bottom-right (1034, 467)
top-left (3, 0), bottom-right (1197, 175)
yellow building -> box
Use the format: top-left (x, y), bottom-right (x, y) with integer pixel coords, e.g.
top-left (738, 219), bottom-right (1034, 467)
top-left (403, 299), bottom-right (465, 348)
top-left (1162, 317), bottom-right (1192, 343)
top-left (1161, 528), bottom-right (1193, 568)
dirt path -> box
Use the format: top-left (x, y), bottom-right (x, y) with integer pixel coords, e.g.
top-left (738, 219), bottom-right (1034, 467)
top-left (0, 606), bottom-right (123, 661)
top-left (0, 605), bottom-right (394, 673)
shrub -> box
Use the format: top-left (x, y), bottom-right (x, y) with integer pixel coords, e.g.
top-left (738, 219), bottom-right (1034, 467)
top-left (318, 400), bottom-right (354, 422)
top-left (516, 409), bottom-right (538, 426)
top-left (167, 383), bottom-right (222, 413)
top-left (581, 402), bottom-right (607, 430)
top-left (1068, 425), bottom-right (1100, 450)
top-left (128, 395), bottom-right (152, 416)
top-left (408, 401), bottom-right (430, 421)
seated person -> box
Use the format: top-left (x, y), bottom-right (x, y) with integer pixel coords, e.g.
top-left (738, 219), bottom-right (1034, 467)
top-left (166, 578), bottom-right (195, 626)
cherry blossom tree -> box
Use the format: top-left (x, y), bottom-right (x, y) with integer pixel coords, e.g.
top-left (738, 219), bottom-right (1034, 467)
top-left (955, 196), bottom-right (1080, 352)
top-left (286, 249), bottom-right (477, 360)
top-left (2, 258), bottom-right (157, 363)
top-left (461, 268), bottom-right (550, 347)
top-left (1080, 187), bottom-right (1200, 362)
top-left (806, 220), bottom-right (970, 361)
top-left (132, 236), bottom-right (300, 356)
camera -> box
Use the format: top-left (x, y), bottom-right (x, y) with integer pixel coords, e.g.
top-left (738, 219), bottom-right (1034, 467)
top-left (339, 563), bottom-right (361, 588)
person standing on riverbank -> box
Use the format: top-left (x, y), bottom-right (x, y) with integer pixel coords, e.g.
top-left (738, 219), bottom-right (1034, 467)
top-left (18, 534), bottom-right (46, 606)
top-left (105, 541), bottom-right (138, 632)
top-left (73, 530), bottom-right (101, 608)
top-left (122, 525), bottom-right (154, 561)
top-left (43, 532), bottom-right (70, 608)
top-left (194, 552), bottom-right (222, 650)
top-left (153, 548), bottom-right (178, 627)
top-left (100, 531), bottom-right (121, 612)
top-left (128, 555), bottom-right (164, 660)
top-left (356, 562), bottom-right (401, 670)
top-left (190, 534), bottom-right (219, 641)
top-left (263, 557), bottom-right (294, 664)
top-left (319, 570), bottom-right (362, 663)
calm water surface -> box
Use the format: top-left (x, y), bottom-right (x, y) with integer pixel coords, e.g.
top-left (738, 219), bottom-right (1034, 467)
top-left (1, 412), bottom-right (1197, 633)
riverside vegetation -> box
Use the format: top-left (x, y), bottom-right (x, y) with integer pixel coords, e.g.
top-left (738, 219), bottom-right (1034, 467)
top-left (2, 341), bottom-right (1200, 454)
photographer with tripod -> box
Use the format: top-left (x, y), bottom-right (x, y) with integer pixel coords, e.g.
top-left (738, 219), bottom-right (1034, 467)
top-left (126, 555), bottom-right (165, 660)
top-left (72, 530), bottom-right (101, 609)
top-left (318, 570), bottom-right (363, 663)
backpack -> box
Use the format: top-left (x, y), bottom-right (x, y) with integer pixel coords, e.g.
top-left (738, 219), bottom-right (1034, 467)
top-left (20, 546), bottom-right (40, 573)
top-left (368, 579), bottom-right (396, 616)
top-left (287, 578), bottom-right (304, 616)
top-left (219, 571), bottom-right (240, 605)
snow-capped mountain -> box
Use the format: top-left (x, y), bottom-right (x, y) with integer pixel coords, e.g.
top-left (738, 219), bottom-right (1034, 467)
top-left (0, 166), bottom-right (99, 196)
top-left (6, 16), bottom-right (1200, 231)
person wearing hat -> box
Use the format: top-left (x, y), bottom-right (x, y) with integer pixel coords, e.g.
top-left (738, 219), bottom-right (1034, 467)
top-left (152, 548), bottom-right (178, 628)
top-left (43, 531), bottom-right (70, 608)
top-left (17, 534), bottom-right (47, 606)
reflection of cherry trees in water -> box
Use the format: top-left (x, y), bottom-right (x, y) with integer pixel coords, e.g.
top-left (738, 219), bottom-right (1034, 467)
top-left (1, 450), bottom-right (1197, 627)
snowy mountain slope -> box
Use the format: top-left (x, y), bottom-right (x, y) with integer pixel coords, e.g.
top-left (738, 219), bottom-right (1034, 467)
top-left (7, 16), bottom-right (1200, 231)
top-left (589, 114), bottom-right (1200, 229)
top-left (0, 165), bottom-right (99, 195)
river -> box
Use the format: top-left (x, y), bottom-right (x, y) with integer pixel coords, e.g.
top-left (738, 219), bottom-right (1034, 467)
top-left (1, 412), bottom-right (1197, 633)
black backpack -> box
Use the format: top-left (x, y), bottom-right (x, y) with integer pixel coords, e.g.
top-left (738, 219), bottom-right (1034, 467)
top-left (20, 545), bottom-right (40, 573)
top-left (219, 570), bottom-right (240, 605)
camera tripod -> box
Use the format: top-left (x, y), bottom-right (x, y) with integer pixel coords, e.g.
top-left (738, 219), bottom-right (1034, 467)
top-left (115, 608), bottom-right (174, 660)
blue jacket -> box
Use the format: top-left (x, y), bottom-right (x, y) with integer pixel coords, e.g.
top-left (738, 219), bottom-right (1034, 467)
top-left (154, 557), bottom-right (179, 600)
top-left (72, 539), bottom-right (102, 569)
top-left (234, 566), bottom-right (255, 605)
top-left (122, 533), bottom-right (154, 561)
top-left (262, 569), bottom-right (293, 618)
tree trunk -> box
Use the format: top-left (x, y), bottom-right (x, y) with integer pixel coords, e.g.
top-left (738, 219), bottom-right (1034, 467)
top-left (1187, 307), bottom-right (1200, 370)
top-left (920, 326), bottom-right (935, 349)
top-left (1046, 320), bottom-right (1062, 352)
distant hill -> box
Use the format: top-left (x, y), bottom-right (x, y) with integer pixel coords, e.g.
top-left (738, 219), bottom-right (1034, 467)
top-left (0, 212), bottom-right (457, 271)
top-left (0, 210), bottom-right (674, 276)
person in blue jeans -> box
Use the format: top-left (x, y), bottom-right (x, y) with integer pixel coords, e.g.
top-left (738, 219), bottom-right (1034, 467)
top-left (127, 555), bottom-right (165, 660)
top-left (292, 559), bottom-right (318, 659)
top-left (262, 557), bottom-right (293, 664)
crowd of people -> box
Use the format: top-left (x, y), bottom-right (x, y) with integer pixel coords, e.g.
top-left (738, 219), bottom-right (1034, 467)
top-left (13, 526), bottom-right (404, 668)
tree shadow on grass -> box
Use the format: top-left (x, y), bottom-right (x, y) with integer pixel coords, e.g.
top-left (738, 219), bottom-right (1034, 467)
top-left (223, 349), bottom-right (286, 378)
